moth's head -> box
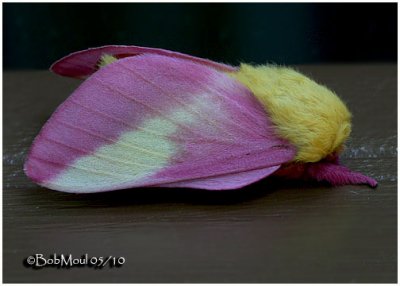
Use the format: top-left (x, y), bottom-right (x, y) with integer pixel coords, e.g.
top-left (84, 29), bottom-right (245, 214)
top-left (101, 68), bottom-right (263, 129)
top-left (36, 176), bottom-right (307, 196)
top-left (230, 64), bottom-right (352, 163)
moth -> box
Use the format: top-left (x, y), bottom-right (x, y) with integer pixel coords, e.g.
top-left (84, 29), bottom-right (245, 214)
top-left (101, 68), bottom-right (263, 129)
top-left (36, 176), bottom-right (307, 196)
top-left (24, 45), bottom-right (377, 193)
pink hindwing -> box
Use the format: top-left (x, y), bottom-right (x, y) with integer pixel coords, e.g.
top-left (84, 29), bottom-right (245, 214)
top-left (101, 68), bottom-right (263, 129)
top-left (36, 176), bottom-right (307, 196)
top-left (25, 54), bottom-right (295, 193)
top-left (50, 45), bottom-right (236, 79)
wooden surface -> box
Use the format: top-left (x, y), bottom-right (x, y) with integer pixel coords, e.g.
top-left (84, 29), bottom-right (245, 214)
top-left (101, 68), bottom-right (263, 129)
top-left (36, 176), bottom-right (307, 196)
top-left (3, 64), bottom-right (397, 283)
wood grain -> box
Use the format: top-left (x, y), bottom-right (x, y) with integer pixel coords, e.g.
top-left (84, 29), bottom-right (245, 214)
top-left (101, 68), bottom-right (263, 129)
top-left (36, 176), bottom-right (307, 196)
top-left (3, 64), bottom-right (397, 283)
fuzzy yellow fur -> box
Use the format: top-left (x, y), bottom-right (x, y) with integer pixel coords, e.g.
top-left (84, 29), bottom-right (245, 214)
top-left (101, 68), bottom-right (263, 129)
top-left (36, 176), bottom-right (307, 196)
top-left (230, 64), bottom-right (351, 163)
top-left (98, 54), bottom-right (118, 68)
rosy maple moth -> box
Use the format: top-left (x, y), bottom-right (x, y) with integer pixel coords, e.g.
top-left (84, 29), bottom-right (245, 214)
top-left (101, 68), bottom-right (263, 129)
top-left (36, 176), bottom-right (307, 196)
top-left (24, 45), bottom-right (377, 193)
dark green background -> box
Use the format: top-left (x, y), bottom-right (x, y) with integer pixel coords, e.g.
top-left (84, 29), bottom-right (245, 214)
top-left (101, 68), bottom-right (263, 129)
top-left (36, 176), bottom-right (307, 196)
top-left (3, 3), bottom-right (397, 69)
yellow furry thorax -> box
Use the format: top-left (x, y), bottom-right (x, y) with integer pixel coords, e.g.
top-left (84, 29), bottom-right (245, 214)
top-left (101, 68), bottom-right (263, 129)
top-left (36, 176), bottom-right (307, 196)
top-left (230, 64), bottom-right (351, 163)
top-left (98, 54), bottom-right (118, 68)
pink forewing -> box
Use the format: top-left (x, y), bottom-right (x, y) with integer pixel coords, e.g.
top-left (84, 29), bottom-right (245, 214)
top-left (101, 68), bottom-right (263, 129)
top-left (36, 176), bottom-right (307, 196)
top-left (25, 54), bottom-right (295, 193)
